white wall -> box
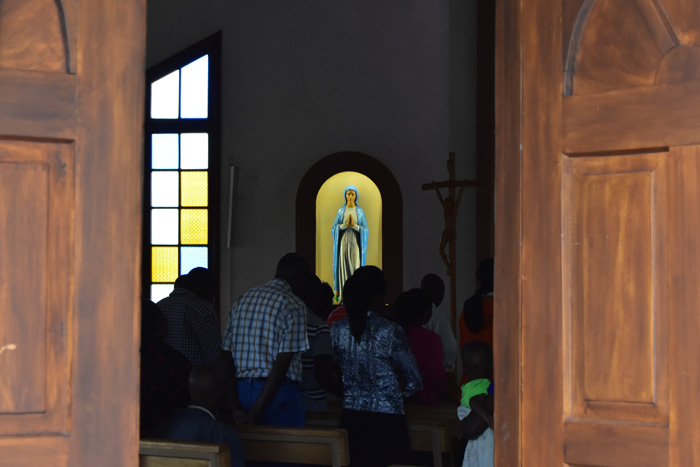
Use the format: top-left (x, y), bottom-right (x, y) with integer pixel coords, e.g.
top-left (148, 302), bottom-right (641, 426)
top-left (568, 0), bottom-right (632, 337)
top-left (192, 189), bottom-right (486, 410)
top-left (147, 0), bottom-right (477, 329)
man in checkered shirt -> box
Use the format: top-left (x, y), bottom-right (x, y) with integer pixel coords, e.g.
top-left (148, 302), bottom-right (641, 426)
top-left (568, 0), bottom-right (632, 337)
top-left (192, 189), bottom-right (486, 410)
top-left (158, 268), bottom-right (222, 367)
top-left (222, 253), bottom-right (311, 426)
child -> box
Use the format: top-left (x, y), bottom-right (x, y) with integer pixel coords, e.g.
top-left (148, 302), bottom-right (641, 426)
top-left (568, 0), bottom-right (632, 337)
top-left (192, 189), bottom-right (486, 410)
top-left (458, 340), bottom-right (494, 467)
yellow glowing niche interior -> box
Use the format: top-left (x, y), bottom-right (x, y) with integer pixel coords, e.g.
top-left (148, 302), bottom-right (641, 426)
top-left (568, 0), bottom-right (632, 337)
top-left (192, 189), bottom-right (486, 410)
top-left (315, 171), bottom-right (383, 291)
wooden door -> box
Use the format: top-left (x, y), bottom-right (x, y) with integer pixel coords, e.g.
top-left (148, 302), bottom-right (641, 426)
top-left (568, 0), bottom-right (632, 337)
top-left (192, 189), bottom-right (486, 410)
top-left (495, 1), bottom-right (700, 465)
top-left (0, 1), bottom-right (145, 465)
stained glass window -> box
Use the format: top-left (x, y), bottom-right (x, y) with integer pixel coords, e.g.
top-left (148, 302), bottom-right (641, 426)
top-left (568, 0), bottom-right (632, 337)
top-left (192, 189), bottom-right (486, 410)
top-left (145, 33), bottom-right (220, 303)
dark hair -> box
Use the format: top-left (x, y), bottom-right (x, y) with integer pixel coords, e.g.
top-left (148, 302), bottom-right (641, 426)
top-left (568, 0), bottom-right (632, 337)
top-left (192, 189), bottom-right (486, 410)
top-left (275, 252), bottom-right (311, 295)
top-left (344, 266), bottom-right (386, 343)
top-left (463, 258), bottom-right (494, 334)
top-left (186, 267), bottom-right (216, 302)
top-left (318, 281), bottom-right (336, 321)
top-left (390, 288), bottom-right (431, 328)
top-left (462, 295), bottom-right (484, 334)
top-left (461, 340), bottom-right (493, 380)
top-left (420, 273), bottom-right (444, 294)
top-left (297, 275), bottom-right (334, 321)
top-left (420, 273), bottom-right (445, 307)
top-left (475, 258), bottom-right (494, 294)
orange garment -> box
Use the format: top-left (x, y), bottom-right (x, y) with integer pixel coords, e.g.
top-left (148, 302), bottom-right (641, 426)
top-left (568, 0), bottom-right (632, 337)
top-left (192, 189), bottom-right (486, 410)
top-left (326, 305), bottom-right (347, 326)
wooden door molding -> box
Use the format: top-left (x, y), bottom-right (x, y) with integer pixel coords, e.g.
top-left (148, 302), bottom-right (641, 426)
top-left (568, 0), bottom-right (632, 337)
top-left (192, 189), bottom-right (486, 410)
top-left (497, 0), bottom-right (700, 465)
top-left (494, 0), bottom-right (523, 465)
top-left (0, 0), bottom-right (145, 465)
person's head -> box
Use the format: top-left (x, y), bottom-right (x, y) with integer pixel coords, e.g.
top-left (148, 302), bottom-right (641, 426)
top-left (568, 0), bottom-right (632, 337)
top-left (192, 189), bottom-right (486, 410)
top-left (174, 274), bottom-right (191, 290)
top-left (461, 340), bottom-right (493, 381)
top-left (420, 273), bottom-right (445, 307)
top-left (300, 277), bottom-right (336, 321)
top-left (344, 266), bottom-right (386, 342)
top-left (275, 252), bottom-right (311, 296)
top-left (297, 274), bottom-right (324, 313)
top-left (344, 185), bottom-right (358, 207)
top-left (475, 258), bottom-right (494, 294)
top-left (318, 281), bottom-right (335, 321)
top-left (188, 365), bottom-right (226, 411)
top-left (391, 288), bottom-right (432, 328)
top-left (186, 267), bottom-right (216, 303)
top-left (141, 299), bottom-right (168, 342)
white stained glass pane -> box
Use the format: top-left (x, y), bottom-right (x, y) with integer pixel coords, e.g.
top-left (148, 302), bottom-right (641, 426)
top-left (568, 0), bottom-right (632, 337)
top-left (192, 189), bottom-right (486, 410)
top-left (180, 55), bottom-right (208, 119)
top-left (151, 70), bottom-right (180, 119)
top-left (152, 134), bottom-right (179, 169)
top-left (151, 171), bottom-right (179, 207)
top-left (151, 283), bottom-right (175, 303)
top-left (151, 209), bottom-right (179, 245)
top-left (180, 133), bottom-right (209, 169)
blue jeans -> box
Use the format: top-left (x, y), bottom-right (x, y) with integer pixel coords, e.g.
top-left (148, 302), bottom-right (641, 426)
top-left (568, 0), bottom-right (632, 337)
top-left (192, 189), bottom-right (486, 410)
top-left (237, 378), bottom-right (306, 427)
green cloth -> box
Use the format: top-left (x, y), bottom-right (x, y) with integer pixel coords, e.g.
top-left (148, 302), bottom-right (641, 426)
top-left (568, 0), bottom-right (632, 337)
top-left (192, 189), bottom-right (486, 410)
top-left (460, 378), bottom-right (490, 408)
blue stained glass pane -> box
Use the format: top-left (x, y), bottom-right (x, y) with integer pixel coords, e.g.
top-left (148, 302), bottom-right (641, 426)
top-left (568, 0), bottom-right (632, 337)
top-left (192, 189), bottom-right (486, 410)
top-left (152, 134), bottom-right (179, 169)
top-left (180, 246), bottom-right (208, 275)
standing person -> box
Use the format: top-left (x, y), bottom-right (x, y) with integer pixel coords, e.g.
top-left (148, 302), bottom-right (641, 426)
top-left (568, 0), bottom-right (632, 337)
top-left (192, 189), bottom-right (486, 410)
top-left (420, 273), bottom-right (458, 372)
top-left (459, 258), bottom-right (494, 354)
top-left (332, 185), bottom-right (368, 303)
top-left (222, 253), bottom-right (311, 426)
top-left (331, 266), bottom-right (422, 467)
top-left (158, 267), bottom-right (222, 366)
top-left (391, 289), bottom-right (447, 406)
top-left (297, 275), bottom-right (343, 411)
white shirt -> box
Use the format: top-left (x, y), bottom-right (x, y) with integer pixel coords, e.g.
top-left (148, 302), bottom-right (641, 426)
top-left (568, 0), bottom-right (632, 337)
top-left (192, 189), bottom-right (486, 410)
top-left (423, 305), bottom-right (457, 372)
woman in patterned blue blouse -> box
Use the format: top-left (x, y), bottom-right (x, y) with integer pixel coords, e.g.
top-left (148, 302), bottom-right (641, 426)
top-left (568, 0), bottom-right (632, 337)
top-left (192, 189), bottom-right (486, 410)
top-left (330, 266), bottom-right (422, 467)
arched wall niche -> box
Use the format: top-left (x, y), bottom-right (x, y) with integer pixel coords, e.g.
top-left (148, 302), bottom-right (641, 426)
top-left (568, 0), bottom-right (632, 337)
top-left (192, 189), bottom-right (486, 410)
top-left (316, 171), bottom-right (383, 296)
top-left (296, 152), bottom-right (403, 304)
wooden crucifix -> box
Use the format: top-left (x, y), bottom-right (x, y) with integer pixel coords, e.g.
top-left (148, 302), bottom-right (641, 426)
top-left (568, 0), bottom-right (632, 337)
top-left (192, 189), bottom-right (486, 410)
top-left (422, 152), bottom-right (477, 333)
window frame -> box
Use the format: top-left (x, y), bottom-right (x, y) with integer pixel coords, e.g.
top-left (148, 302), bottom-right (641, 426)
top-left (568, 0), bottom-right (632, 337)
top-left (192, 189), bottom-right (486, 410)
top-left (142, 32), bottom-right (222, 305)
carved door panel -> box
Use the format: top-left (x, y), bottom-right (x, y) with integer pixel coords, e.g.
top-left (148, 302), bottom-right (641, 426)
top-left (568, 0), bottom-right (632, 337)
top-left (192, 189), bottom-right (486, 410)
top-left (0, 1), bottom-right (145, 465)
top-left (496, 1), bottom-right (700, 466)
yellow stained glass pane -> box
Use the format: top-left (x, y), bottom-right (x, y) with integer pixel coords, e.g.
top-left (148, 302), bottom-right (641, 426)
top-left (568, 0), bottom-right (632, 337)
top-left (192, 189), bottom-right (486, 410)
top-left (152, 246), bottom-right (179, 282)
top-left (181, 171), bottom-right (208, 207)
top-left (181, 209), bottom-right (208, 244)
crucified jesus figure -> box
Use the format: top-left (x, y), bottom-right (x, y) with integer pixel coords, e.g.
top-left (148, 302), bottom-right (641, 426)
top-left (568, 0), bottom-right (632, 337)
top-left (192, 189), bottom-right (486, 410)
top-left (434, 183), bottom-right (465, 275)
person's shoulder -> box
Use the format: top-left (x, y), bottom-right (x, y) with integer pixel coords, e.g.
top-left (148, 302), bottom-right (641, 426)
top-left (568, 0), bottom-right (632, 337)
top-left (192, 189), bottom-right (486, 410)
top-left (306, 311), bottom-right (327, 328)
top-left (330, 316), bottom-right (349, 333)
top-left (326, 305), bottom-right (346, 325)
top-left (236, 280), bottom-right (277, 301)
top-left (369, 313), bottom-right (401, 333)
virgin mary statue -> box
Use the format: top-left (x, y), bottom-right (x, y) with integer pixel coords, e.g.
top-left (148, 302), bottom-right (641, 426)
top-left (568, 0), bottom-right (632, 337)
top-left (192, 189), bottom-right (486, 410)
top-left (332, 185), bottom-right (368, 302)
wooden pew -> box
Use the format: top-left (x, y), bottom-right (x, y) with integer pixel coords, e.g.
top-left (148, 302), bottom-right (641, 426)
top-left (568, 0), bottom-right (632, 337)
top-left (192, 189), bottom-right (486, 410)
top-left (235, 425), bottom-right (350, 467)
top-left (306, 403), bottom-right (461, 467)
top-left (139, 439), bottom-right (231, 467)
